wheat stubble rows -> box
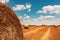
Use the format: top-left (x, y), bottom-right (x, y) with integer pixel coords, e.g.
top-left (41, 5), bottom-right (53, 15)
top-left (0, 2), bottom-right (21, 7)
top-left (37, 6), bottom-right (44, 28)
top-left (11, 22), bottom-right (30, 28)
top-left (23, 26), bottom-right (60, 40)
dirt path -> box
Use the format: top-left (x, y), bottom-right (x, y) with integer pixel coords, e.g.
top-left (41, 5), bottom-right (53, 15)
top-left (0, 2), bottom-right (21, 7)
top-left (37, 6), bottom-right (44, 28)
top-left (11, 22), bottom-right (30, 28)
top-left (40, 27), bottom-right (50, 40)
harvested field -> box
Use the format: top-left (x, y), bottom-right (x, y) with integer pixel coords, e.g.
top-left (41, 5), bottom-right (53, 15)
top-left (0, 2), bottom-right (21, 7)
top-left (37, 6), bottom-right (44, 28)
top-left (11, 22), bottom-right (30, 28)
top-left (22, 25), bottom-right (60, 40)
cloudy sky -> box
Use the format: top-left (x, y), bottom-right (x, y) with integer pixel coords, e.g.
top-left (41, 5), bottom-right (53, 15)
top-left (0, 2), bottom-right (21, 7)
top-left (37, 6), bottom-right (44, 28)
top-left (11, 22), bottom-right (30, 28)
top-left (0, 0), bottom-right (60, 25)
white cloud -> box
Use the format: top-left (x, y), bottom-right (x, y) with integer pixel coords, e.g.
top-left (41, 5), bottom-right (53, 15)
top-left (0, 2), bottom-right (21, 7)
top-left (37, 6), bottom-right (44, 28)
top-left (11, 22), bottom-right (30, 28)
top-left (13, 5), bottom-right (25, 11)
top-left (0, 0), bottom-right (9, 3)
top-left (24, 14), bottom-right (26, 16)
top-left (43, 18), bottom-right (60, 25)
top-left (27, 9), bottom-right (31, 12)
top-left (26, 3), bottom-right (32, 9)
top-left (20, 17), bottom-right (60, 25)
top-left (12, 3), bottom-right (32, 12)
top-left (43, 16), bottom-right (55, 19)
top-left (20, 15), bottom-right (60, 25)
top-left (18, 16), bottom-right (22, 19)
top-left (37, 5), bottom-right (60, 14)
top-left (24, 14), bottom-right (30, 19)
top-left (24, 15), bottom-right (30, 19)
top-left (38, 16), bottom-right (55, 20)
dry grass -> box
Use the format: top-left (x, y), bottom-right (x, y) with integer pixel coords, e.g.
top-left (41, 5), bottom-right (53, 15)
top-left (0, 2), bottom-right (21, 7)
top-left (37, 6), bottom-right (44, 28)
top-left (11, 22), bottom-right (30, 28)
top-left (22, 25), bottom-right (60, 40)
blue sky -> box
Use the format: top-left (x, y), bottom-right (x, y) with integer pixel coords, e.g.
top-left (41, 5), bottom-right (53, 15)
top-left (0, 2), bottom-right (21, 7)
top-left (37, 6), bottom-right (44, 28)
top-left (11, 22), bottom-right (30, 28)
top-left (0, 0), bottom-right (60, 25)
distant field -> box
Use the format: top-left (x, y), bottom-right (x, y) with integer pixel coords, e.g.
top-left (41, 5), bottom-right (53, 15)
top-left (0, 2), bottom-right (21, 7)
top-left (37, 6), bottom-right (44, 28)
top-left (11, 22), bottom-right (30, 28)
top-left (22, 25), bottom-right (60, 40)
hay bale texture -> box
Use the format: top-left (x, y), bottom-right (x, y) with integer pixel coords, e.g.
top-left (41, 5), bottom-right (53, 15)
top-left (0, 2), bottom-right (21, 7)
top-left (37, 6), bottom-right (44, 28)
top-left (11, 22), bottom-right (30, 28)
top-left (0, 3), bottom-right (23, 40)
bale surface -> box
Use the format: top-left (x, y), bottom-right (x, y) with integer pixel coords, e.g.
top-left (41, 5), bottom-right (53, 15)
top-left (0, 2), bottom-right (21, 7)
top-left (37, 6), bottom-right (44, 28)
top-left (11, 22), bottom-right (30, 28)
top-left (0, 3), bottom-right (23, 40)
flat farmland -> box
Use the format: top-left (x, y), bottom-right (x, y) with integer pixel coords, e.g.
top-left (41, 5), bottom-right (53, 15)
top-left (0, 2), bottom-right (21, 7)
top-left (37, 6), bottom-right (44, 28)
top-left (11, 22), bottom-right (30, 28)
top-left (22, 25), bottom-right (60, 40)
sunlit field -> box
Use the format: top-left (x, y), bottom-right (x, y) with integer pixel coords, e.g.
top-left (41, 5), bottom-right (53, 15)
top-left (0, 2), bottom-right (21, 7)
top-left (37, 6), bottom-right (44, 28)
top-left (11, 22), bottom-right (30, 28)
top-left (22, 25), bottom-right (60, 40)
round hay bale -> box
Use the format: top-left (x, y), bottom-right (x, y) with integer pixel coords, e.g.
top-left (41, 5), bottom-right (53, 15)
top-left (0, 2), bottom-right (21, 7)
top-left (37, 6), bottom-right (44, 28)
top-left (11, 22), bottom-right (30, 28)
top-left (24, 23), bottom-right (29, 29)
top-left (0, 3), bottom-right (23, 40)
top-left (24, 23), bottom-right (29, 27)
